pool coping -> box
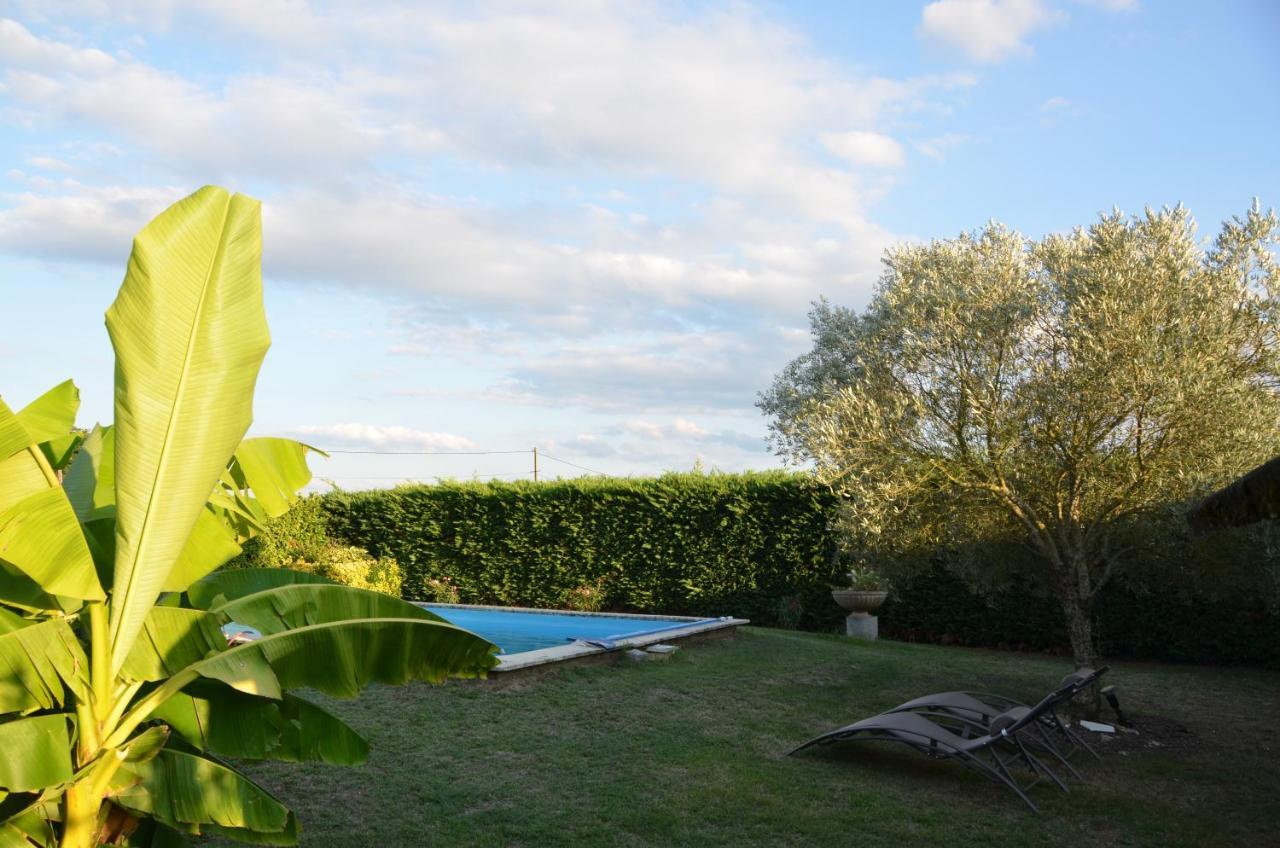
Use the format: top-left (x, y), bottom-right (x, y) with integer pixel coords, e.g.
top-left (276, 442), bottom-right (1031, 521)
top-left (416, 602), bottom-right (750, 673)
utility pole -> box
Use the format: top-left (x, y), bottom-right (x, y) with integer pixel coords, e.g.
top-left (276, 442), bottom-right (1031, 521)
top-left (532, 446), bottom-right (539, 482)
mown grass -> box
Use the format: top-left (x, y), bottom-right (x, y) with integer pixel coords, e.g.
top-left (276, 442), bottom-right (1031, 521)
top-left (216, 628), bottom-right (1279, 847)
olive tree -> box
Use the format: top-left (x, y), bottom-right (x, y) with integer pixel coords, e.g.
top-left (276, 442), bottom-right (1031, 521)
top-left (772, 205), bottom-right (1280, 668)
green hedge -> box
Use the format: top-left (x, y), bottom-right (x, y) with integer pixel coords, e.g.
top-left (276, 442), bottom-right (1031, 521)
top-left (302, 472), bottom-right (1279, 666)
top-left (321, 472), bottom-right (842, 629)
top-left (879, 565), bottom-right (1280, 666)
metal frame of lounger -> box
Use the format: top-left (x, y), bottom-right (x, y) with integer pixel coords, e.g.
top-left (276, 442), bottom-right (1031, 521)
top-left (887, 667), bottom-right (1108, 777)
top-left (788, 691), bottom-right (1073, 814)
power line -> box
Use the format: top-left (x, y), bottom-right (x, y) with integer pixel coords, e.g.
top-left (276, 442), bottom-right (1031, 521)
top-left (325, 471), bottom-right (533, 481)
top-left (322, 448), bottom-right (529, 456)
top-left (314, 444), bottom-right (609, 478)
top-left (539, 452), bottom-right (608, 476)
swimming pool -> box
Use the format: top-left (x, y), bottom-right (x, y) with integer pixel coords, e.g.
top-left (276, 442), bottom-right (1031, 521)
top-left (423, 604), bottom-right (718, 653)
top-left (420, 603), bottom-right (747, 672)
top-left (221, 603), bottom-right (747, 675)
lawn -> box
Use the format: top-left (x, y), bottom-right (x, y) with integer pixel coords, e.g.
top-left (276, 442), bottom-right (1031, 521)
top-left (215, 628), bottom-right (1279, 847)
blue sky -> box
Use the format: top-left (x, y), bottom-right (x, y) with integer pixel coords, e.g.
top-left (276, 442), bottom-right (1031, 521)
top-left (1, 0), bottom-right (1277, 487)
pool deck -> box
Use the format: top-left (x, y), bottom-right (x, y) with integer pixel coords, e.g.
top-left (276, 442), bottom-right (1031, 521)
top-left (420, 602), bottom-right (749, 676)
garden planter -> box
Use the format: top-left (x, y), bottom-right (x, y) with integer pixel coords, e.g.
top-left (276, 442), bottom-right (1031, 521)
top-left (832, 589), bottom-right (888, 640)
top-left (831, 589), bottom-right (888, 614)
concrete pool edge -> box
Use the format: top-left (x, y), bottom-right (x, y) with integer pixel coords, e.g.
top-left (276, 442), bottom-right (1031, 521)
top-left (415, 602), bottom-right (750, 674)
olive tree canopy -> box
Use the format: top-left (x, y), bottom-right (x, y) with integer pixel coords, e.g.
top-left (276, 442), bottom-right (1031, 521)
top-left (769, 205), bottom-right (1280, 668)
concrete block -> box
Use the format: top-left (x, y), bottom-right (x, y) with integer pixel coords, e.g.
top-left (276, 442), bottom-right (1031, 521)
top-left (845, 612), bottom-right (878, 640)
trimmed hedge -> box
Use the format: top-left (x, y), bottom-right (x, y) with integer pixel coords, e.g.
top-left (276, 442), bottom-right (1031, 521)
top-left (249, 472), bottom-right (1280, 666)
top-left (880, 565), bottom-right (1280, 666)
top-left (321, 473), bottom-right (843, 630)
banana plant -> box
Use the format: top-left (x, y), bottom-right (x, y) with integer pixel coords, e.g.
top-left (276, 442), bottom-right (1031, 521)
top-left (0, 187), bottom-right (497, 847)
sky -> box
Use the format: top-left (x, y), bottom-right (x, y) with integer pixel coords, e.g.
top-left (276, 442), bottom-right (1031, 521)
top-left (0, 0), bottom-right (1277, 488)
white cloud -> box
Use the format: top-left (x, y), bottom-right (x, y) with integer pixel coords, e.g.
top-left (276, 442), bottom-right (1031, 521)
top-left (1038, 94), bottom-right (1086, 126)
top-left (0, 18), bottom-right (115, 75)
top-left (918, 0), bottom-right (1065, 63)
top-left (1075, 0), bottom-right (1137, 10)
top-left (912, 131), bottom-right (975, 161)
top-left (820, 131), bottom-right (906, 168)
top-left (0, 183), bottom-right (184, 264)
top-left (0, 3), bottom-right (988, 474)
top-left (282, 423), bottom-right (479, 452)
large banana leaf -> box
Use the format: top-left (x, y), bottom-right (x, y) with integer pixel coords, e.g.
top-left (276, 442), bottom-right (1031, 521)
top-left (0, 619), bottom-right (90, 713)
top-left (0, 489), bottom-right (104, 602)
top-left (209, 584), bottom-right (448, 635)
top-left (186, 568), bottom-right (335, 610)
top-left (62, 425), bottom-right (114, 523)
top-left (111, 749), bottom-right (296, 844)
top-left (120, 608), bottom-right (226, 683)
top-left (0, 562), bottom-right (65, 616)
top-left (162, 509), bottom-right (242, 594)
top-left (182, 617), bottom-right (496, 699)
top-left (0, 805), bottom-right (57, 848)
top-left (153, 689), bottom-right (368, 765)
top-left (230, 439), bottom-right (317, 519)
top-left (0, 714), bottom-right (72, 792)
top-left (15, 381), bottom-right (78, 448)
top-left (16, 380), bottom-right (82, 472)
top-left (0, 401), bottom-right (102, 603)
top-left (106, 186), bottom-right (270, 675)
top-left (0, 606), bottom-right (30, 635)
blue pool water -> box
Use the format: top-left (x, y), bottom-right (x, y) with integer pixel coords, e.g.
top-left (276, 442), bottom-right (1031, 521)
top-left (422, 605), bottom-right (712, 654)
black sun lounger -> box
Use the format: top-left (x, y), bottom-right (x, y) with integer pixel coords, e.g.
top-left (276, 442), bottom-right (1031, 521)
top-left (886, 667), bottom-right (1108, 777)
top-left (788, 689), bottom-right (1078, 813)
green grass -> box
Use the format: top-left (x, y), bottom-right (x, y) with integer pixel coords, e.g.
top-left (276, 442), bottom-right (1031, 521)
top-left (216, 629), bottom-right (1279, 847)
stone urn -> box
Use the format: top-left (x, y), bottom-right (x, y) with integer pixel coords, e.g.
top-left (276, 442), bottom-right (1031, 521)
top-left (831, 589), bottom-right (888, 615)
top-left (832, 588), bottom-right (888, 639)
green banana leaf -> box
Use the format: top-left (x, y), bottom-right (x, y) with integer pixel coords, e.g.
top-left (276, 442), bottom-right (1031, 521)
top-left (182, 617), bottom-right (496, 700)
top-left (0, 400), bottom-right (102, 603)
top-left (14, 380), bottom-right (78, 448)
top-left (186, 568), bottom-right (335, 610)
top-left (153, 689), bottom-right (368, 765)
top-left (0, 606), bottom-right (31, 635)
top-left (209, 583), bottom-right (448, 635)
top-left (111, 749), bottom-right (296, 844)
top-left (162, 509), bottom-right (243, 594)
top-left (0, 489), bottom-right (104, 602)
top-left (120, 608), bottom-right (227, 683)
top-left (0, 619), bottom-right (90, 713)
top-left (0, 714), bottom-right (72, 791)
top-left (0, 809), bottom-right (56, 848)
top-left (40, 434), bottom-right (83, 473)
top-left (0, 822), bottom-right (42, 848)
top-left (230, 439), bottom-right (318, 519)
top-left (0, 561), bottom-right (66, 616)
top-left (62, 425), bottom-right (114, 523)
top-left (106, 186), bottom-right (271, 676)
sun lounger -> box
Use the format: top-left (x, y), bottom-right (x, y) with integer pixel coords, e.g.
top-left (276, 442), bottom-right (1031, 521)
top-left (886, 667), bottom-right (1108, 777)
top-left (788, 687), bottom-right (1084, 813)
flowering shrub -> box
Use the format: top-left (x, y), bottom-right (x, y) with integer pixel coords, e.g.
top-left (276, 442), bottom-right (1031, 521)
top-left (422, 575), bottom-right (461, 604)
top-left (561, 578), bottom-right (608, 612)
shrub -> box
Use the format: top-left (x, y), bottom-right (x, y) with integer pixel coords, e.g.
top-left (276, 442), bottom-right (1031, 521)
top-left (230, 495), bottom-right (404, 596)
top-left (561, 577), bottom-right (608, 612)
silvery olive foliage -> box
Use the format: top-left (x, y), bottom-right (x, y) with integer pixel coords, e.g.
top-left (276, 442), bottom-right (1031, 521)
top-left (773, 204), bottom-right (1280, 667)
